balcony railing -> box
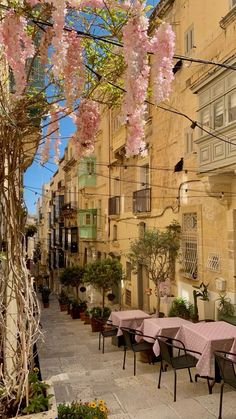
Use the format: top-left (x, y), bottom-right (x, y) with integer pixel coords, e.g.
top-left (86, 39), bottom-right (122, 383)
top-left (108, 196), bottom-right (120, 216)
top-left (133, 188), bottom-right (151, 213)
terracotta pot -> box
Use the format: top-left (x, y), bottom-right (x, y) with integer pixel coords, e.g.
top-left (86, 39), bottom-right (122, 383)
top-left (84, 315), bottom-right (91, 325)
top-left (91, 317), bottom-right (105, 332)
top-left (71, 307), bottom-right (80, 319)
top-left (59, 303), bottom-right (68, 312)
top-left (80, 311), bottom-right (86, 321)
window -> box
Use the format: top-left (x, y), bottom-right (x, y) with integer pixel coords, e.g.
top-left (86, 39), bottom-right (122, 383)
top-left (200, 107), bottom-right (210, 129)
top-left (197, 72), bottom-right (236, 136)
top-left (113, 224), bottom-right (118, 241)
top-left (228, 91), bottom-right (236, 122)
top-left (139, 222), bottom-right (146, 238)
top-left (184, 25), bottom-right (194, 54)
top-left (125, 289), bottom-right (131, 306)
top-left (181, 213), bottom-right (198, 280)
top-left (87, 160), bottom-right (95, 175)
top-left (185, 128), bottom-right (194, 155)
top-left (213, 100), bottom-right (224, 128)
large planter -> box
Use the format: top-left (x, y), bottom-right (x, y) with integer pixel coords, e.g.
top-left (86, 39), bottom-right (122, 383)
top-left (71, 307), bottom-right (80, 319)
top-left (59, 303), bottom-right (68, 312)
top-left (91, 317), bottom-right (105, 332)
top-left (11, 380), bottom-right (57, 419)
top-left (198, 299), bottom-right (215, 321)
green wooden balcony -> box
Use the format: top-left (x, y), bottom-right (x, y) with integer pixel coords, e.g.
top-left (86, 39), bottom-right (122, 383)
top-left (78, 157), bottom-right (96, 189)
top-left (78, 209), bottom-right (97, 239)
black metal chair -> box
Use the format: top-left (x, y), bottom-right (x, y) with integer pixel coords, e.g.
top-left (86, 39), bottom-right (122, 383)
top-left (98, 320), bottom-right (118, 354)
top-left (157, 335), bottom-right (201, 402)
top-left (215, 350), bottom-right (236, 419)
top-left (121, 327), bottom-right (156, 376)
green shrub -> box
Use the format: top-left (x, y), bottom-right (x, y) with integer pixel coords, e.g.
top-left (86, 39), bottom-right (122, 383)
top-left (22, 368), bottom-right (52, 414)
top-left (168, 297), bottom-right (194, 319)
top-left (88, 306), bottom-right (111, 319)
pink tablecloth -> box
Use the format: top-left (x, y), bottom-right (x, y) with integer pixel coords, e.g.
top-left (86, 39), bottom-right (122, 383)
top-left (136, 317), bottom-right (191, 356)
top-left (108, 310), bottom-right (151, 336)
top-left (175, 321), bottom-right (236, 377)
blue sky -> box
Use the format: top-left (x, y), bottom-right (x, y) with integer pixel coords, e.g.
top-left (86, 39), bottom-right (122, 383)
top-left (23, 0), bottom-right (159, 214)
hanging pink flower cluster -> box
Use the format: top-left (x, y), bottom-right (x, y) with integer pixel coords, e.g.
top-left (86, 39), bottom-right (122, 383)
top-left (122, 4), bottom-right (150, 157)
top-left (41, 107), bottom-right (61, 163)
top-left (0, 10), bottom-right (35, 95)
top-left (72, 99), bottom-right (100, 157)
top-left (64, 30), bottom-right (85, 108)
top-left (51, 0), bottom-right (66, 79)
top-left (39, 27), bottom-right (54, 66)
top-left (150, 22), bottom-right (175, 104)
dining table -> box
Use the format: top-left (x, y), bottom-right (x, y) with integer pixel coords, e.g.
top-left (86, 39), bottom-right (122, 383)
top-left (175, 321), bottom-right (236, 378)
top-left (108, 309), bottom-right (151, 336)
top-left (136, 316), bottom-right (191, 355)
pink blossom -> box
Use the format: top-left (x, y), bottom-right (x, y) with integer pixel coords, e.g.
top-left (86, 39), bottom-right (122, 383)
top-left (41, 108), bottom-right (61, 163)
top-left (122, 3), bottom-right (150, 157)
top-left (63, 30), bottom-right (85, 108)
top-left (39, 27), bottom-right (54, 66)
top-left (73, 99), bottom-right (100, 157)
top-left (150, 22), bottom-right (175, 103)
top-left (51, 0), bottom-right (66, 79)
top-left (0, 10), bottom-right (35, 95)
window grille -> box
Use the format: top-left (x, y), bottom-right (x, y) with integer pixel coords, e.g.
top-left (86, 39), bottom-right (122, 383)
top-left (181, 213), bottom-right (198, 279)
top-left (206, 253), bottom-right (220, 272)
top-left (125, 289), bottom-right (131, 306)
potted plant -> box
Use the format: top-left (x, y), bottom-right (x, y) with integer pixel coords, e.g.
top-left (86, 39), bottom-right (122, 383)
top-left (70, 300), bottom-right (80, 319)
top-left (41, 286), bottom-right (51, 308)
top-left (168, 297), bottom-right (194, 320)
top-left (83, 309), bottom-right (91, 324)
top-left (58, 400), bottom-right (109, 418)
top-left (78, 300), bottom-right (88, 321)
top-left (88, 306), bottom-right (111, 332)
top-left (10, 368), bottom-right (57, 419)
top-left (192, 282), bottom-right (215, 321)
top-left (127, 221), bottom-right (181, 317)
top-left (58, 290), bottom-right (69, 312)
top-left (83, 258), bottom-right (123, 309)
top-left (60, 266), bottom-right (85, 302)
top-left (217, 293), bottom-right (235, 320)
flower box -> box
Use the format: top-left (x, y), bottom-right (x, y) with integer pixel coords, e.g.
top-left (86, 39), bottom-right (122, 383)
top-left (11, 380), bottom-right (57, 419)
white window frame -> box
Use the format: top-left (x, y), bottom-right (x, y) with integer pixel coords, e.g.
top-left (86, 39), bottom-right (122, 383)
top-left (197, 73), bottom-right (236, 137)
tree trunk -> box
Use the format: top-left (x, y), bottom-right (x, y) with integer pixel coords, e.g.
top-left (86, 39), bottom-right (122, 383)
top-left (102, 288), bottom-right (105, 309)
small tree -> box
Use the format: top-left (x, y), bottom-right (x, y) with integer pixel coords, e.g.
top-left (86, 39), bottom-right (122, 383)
top-left (83, 258), bottom-right (123, 308)
top-left (127, 221), bottom-right (181, 317)
top-left (60, 266), bottom-right (85, 301)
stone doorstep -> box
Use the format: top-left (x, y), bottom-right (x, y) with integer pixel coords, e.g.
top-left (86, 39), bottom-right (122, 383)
top-left (11, 380), bottom-right (57, 419)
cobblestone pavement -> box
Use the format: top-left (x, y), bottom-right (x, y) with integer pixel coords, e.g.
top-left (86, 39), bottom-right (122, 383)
top-left (38, 296), bottom-right (236, 419)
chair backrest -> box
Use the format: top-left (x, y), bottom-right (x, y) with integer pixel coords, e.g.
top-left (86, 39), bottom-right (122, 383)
top-left (157, 336), bottom-right (173, 365)
top-left (215, 351), bottom-right (236, 388)
top-left (121, 328), bottom-right (140, 349)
